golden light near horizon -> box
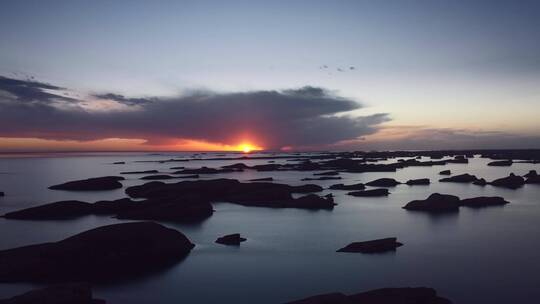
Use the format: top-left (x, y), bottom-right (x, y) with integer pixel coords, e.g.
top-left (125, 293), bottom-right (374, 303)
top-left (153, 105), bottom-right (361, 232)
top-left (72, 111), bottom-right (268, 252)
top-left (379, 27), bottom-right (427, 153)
top-left (235, 142), bottom-right (262, 153)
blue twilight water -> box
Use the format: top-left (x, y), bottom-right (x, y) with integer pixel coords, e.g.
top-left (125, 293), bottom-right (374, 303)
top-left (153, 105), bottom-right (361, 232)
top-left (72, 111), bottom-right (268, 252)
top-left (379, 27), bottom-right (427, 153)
top-left (0, 152), bottom-right (539, 303)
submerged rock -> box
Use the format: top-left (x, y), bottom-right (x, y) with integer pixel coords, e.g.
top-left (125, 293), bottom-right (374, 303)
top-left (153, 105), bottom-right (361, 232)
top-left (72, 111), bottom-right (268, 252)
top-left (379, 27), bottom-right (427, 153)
top-left (215, 233), bottom-right (247, 245)
top-left (0, 283), bottom-right (105, 304)
top-left (329, 183), bottom-right (365, 191)
top-left (286, 287), bottom-right (451, 304)
top-left (49, 176), bottom-right (124, 191)
top-left (347, 189), bottom-right (389, 197)
top-left (439, 170), bottom-right (451, 175)
top-left (0, 222), bottom-right (194, 282)
top-left (439, 174), bottom-right (478, 183)
top-left (3, 200), bottom-right (93, 220)
top-left (487, 160), bottom-right (513, 166)
top-left (489, 173), bottom-right (525, 189)
top-left (403, 193), bottom-right (460, 212)
top-left (459, 196), bottom-right (510, 208)
top-left (406, 178), bottom-right (430, 185)
top-left (365, 178), bottom-right (401, 187)
top-left (337, 237), bottom-right (403, 253)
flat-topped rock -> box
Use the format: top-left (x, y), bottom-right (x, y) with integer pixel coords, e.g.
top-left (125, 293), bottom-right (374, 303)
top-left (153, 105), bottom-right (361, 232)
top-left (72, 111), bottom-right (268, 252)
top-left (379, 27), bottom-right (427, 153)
top-left (249, 177), bottom-right (273, 181)
top-left (337, 237), bottom-right (403, 253)
top-left (3, 200), bottom-right (93, 220)
top-left (112, 161), bottom-right (125, 165)
top-left (488, 160), bottom-right (513, 166)
top-left (121, 170), bottom-right (159, 175)
top-left (115, 197), bottom-right (214, 221)
top-left (172, 167), bottom-right (238, 174)
top-left (329, 183), bottom-right (365, 191)
top-left (347, 189), bottom-right (389, 197)
top-left (313, 171), bottom-right (340, 176)
top-left (489, 173), bottom-right (525, 189)
top-left (439, 173), bottom-right (478, 183)
top-left (365, 178), bottom-right (401, 187)
top-left (406, 178), bottom-right (430, 185)
top-left (215, 233), bottom-right (247, 245)
top-left (49, 176), bottom-right (124, 191)
top-left (0, 222), bottom-right (194, 282)
top-left (439, 170), bottom-right (451, 175)
top-left (459, 196), bottom-right (510, 208)
top-left (0, 283), bottom-right (105, 304)
top-left (140, 174), bottom-right (178, 180)
top-left (301, 176), bottom-right (342, 181)
top-left (286, 287), bottom-right (451, 304)
top-left (403, 193), bottom-right (460, 212)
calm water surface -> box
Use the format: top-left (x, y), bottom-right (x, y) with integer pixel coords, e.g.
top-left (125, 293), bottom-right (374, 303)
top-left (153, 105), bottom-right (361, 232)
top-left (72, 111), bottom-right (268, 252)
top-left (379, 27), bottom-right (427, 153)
top-left (0, 152), bottom-right (539, 303)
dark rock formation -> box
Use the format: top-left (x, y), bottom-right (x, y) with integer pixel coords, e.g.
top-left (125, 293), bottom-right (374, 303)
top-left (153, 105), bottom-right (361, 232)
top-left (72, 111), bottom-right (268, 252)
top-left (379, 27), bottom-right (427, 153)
top-left (0, 191), bottom-right (4, 197)
top-left (524, 170), bottom-right (540, 184)
top-left (112, 161), bottom-right (125, 165)
top-left (337, 237), bottom-right (403, 253)
top-left (489, 173), bottom-right (525, 189)
top-left (140, 175), bottom-right (177, 180)
top-left (487, 160), bottom-right (513, 166)
top-left (115, 198), bottom-right (214, 221)
top-left (215, 233), bottom-right (247, 245)
top-left (49, 176), bottom-right (124, 191)
top-left (329, 183), bottom-right (365, 191)
top-left (459, 196), bottom-right (510, 208)
top-left (439, 174), bottom-right (478, 183)
top-left (313, 171), bottom-right (340, 176)
top-left (125, 179), bottom-right (328, 210)
top-left (347, 189), bottom-right (389, 197)
top-left (173, 167), bottom-right (238, 174)
top-left (3, 200), bottom-right (93, 220)
top-left (120, 170), bottom-right (159, 175)
top-left (301, 176), bottom-right (342, 181)
top-left (406, 178), bottom-right (430, 185)
top-left (0, 222), bottom-right (194, 282)
top-left (0, 283), bottom-right (105, 304)
top-left (472, 178), bottom-right (487, 186)
top-left (439, 170), bottom-right (451, 175)
top-left (286, 287), bottom-right (451, 304)
top-left (249, 177), bottom-right (273, 182)
top-left (403, 193), bottom-right (460, 212)
top-left (222, 163), bottom-right (251, 169)
top-left (92, 198), bottom-right (137, 214)
top-left (365, 178), bottom-right (401, 187)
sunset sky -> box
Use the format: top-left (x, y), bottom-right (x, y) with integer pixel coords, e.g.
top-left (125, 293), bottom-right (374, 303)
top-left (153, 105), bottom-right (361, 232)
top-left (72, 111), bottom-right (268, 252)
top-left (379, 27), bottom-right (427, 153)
top-left (1, 0), bottom-right (539, 151)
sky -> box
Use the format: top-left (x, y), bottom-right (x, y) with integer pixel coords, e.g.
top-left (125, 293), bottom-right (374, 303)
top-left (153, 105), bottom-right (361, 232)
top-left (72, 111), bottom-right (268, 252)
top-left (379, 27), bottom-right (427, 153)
top-left (0, 0), bottom-right (539, 151)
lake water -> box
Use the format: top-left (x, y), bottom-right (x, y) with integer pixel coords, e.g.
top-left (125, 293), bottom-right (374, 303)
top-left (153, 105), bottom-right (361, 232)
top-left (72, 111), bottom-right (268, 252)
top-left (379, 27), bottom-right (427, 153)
top-left (0, 152), bottom-right (539, 303)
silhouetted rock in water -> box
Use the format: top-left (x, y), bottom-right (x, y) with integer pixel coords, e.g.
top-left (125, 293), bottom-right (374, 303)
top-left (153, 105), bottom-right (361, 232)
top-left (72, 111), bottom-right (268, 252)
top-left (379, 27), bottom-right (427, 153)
top-left (49, 176), bottom-right (124, 191)
top-left (526, 175), bottom-right (540, 184)
top-left (459, 196), bottom-right (510, 208)
top-left (221, 163), bottom-right (251, 169)
top-left (301, 176), bottom-right (342, 181)
top-left (251, 164), bottom-right (283, 171)
top-left (0, 222), bottom-right (194, 282)
top-left (337, 237), bottom-right (403, 253)
top-left (0, 191), bottom-right (4, 197)
top-left (112, 161), bottom-right (125, 165)
top-left (488, 160), bottom-right (513, 166)
top-left (249, 177), bottom-right (273, 182)
top-left (313, 171), bottom-right (340, 176)
top-left (403, 193), bottom-right (460, 212)
top-left (489, 173), bottom-right (525, 189)
top-left (3, 200), bottom-right (93, 220)
top-left (472, 178), bottom-right (487, 186)
top-left (439, 170), bottom-right (451, 175)
top-left (365, 178), bottom-right (401, 187)
top-left (0, 283), bottom-right (105, 304)
top-left (329, 183), bottom-right (365, 191)
top-left (120, 170), bottom-right (159, 175)
top-left (92, 198), bottom-right (137, 214)
top-left (347, 189), bottom-right (389, 197)
top-left (125, 179), bottom-right (327, 209)
top-left (285, 287), bottom-right (452, 304)
top-left (446, 155), bottom-right (468, 164)
top-left (524, 170), bottom-right (538, 178)
top-left (173, 167), bottom-right (238, 174)
top-left (439, 174), bottom-right (478, 183)
top-left (406, 178), bottom-right (430, 185)
top-left (215, 233), bottom-right (247, 245)
top-left (284, 194), bottom-right (335, 209)
top-left (115, 197), bottom-right (214, 221)
top-left (140, 175), bottom-right (177, 180)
